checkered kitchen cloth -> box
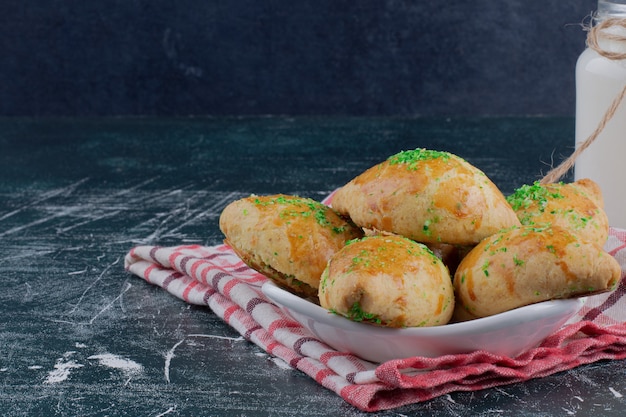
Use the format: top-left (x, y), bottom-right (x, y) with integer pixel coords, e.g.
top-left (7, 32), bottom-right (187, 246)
top-left (124, 228), bottom-right (626, 412)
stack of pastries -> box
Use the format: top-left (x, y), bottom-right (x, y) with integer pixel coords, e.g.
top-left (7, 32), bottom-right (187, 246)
top-left (220, 148), bottom-right (621, 328)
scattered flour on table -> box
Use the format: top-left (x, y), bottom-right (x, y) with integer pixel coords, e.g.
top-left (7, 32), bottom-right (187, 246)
top-left (444, 394), bottom-right (457, 404)
top-left (154, 405), bottom-right (177, 417)
top-left (42, 348), bottom-right (142, 384)
top-left (88, 353), bottom-right (143, 374)
top-left (44, 352), bottom-right (84, 384)
top-left (608, 387), bottom-right (623, 398)
top-left (253, 351), bottom-right (292, 370)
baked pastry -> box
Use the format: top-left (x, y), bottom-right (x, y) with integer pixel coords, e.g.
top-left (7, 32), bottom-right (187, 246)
top-left (573, 178), bottom-right (605, 208)
top-left (219, 194), bottom-right (363, 297)
top-left (318, 235), bottom-right (455, 327)
top-left (453, 225), bottom-right (621, 319)
top-left (330, 148), bottom-right (520, 245)
top-left (506, 179), bottom-right (609, 247)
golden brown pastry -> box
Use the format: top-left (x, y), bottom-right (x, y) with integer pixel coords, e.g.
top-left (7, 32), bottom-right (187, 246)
top-left (453, 225), bottom-right (621, 319)
top-left (574, 178), bottom-right (605, 208)
top-left (319, 235), bottom-right (455, 327)
top-left (330, 148), bottom-right (520, 245)
top-left (219, 194), bottom-right (363, 297)
top-left (506, 179), bottom-right (609, 247)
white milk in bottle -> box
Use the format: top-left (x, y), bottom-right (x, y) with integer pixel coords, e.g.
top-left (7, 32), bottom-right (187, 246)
top-left (575, 0), bottom-right (626, 228)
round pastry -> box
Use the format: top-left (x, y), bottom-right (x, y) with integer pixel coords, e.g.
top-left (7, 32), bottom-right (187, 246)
top-left (330, 148), bottom-right (520, 245)
top-left (219, 194), bottom-right (363, 297)
top-left (319, 235), bottom-right (455, 327)
top-left (453, 225), bottom-right (621, 319)
top-left (506, 179), bottom-right (609, 247)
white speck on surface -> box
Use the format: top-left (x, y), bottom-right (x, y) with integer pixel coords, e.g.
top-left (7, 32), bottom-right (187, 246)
top-left (0, 368), bottom-right (8, 372)
top-left (494, 387), bottom-right (521, 400)
top-left (154, 405), bottom-right (177, 417)
top-left (44, 353), bottom-right (84, 384)
top-left (573, 396), bottom-right (584, 402)
top-left (88, 353), bottom-right (143, 374)
top-left (561, 407), bottom-right (575, 415)
top-left (445, 394), bottom-right (457, 404)
top-left (609, 387), bottom-right (623, 398)
top-left (270, 357), bottom-right (292, 370)
top-left (27, 365), bottom-right (43, 370)
top-left (75, 342), bottom-right (87, 348)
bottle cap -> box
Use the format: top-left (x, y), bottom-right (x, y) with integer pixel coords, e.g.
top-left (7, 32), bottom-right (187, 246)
top-left (597, 0), bottom-right (626, 19)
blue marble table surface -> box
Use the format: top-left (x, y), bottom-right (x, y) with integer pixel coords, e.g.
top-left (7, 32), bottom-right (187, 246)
top-left (1, 116), bottom-right (624, 416)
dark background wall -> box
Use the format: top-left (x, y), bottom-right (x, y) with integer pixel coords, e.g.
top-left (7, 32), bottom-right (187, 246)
top-left (1, 0), bottom-right (598, 117)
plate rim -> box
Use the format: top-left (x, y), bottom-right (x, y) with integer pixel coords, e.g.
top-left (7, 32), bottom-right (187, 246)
top-left (261, 280), bottom-right (584, 337)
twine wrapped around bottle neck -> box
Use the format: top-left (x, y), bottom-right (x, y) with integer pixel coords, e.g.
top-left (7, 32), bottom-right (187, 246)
top-left (587, 17), bottom-right (626, 60)
top-left (540, 17), bottom-right (626, 185)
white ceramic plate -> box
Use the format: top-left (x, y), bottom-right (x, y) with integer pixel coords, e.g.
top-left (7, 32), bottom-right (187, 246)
top-left (262, 281), bottom-right (584, 363)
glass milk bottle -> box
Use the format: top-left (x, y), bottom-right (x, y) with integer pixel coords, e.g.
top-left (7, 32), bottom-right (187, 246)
top-left (575, 0), bottom-right (626, 228)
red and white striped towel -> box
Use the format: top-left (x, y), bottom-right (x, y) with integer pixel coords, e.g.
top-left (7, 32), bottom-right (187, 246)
top-left (124, 228), bottom-right (626, 412)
